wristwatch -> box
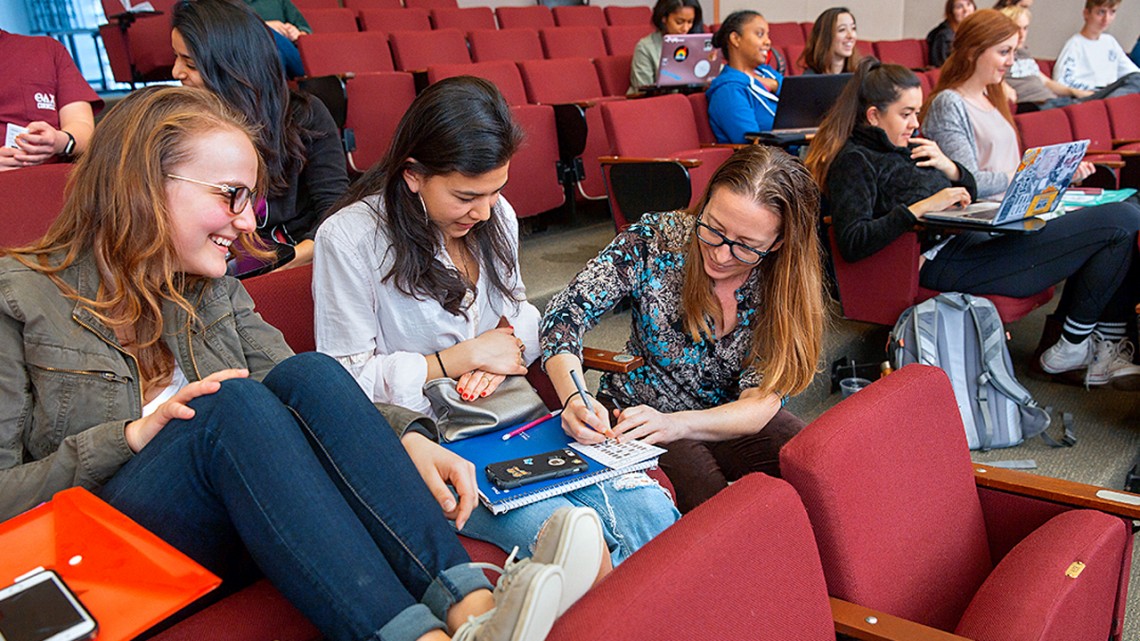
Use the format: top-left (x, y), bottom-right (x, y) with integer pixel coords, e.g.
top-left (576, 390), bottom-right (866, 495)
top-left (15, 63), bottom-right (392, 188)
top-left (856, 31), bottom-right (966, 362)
top-left (60, 131), bottom-right (76, 158)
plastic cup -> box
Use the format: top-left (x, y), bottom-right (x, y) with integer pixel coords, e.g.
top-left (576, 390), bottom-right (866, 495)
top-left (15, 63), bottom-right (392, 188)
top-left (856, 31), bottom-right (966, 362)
top-left (839, 377), bottom-right (872, 399)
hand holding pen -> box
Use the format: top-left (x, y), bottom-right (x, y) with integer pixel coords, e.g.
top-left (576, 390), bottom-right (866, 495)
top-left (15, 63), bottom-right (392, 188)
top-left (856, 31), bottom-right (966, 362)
top-left (560, 369), bottom-right (617, 444)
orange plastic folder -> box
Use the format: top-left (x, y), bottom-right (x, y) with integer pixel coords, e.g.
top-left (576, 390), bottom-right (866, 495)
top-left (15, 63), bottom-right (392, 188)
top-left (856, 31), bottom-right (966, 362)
top-left (0, 487), bottom-right (221, 641)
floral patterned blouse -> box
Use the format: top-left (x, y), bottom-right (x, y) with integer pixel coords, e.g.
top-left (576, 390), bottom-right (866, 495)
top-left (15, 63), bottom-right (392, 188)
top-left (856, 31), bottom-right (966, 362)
top-left (540, 211), bottom-right (765, 412)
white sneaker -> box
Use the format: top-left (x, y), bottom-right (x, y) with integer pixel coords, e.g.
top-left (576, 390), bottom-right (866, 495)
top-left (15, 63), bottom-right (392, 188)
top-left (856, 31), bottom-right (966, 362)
top-left (1085, 336), bottom-right (1140, 389)
top-left (456, 554), bottom-right (563, 641)
top-left (531, 507), bottom-right (606, 615)
top-left (1039, 336), bottom-right (1093, 374)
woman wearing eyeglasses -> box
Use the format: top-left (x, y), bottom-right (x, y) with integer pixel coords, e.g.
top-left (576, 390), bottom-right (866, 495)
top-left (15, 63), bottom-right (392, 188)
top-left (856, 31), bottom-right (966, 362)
top-left (171, 0), bottom-right (348, 268)
top-left (541, 146), bottom-right (826, 513)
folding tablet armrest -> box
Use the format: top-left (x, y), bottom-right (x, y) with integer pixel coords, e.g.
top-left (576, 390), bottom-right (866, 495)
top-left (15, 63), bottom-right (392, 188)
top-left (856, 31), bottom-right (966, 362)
top-left (700, 142), bottom-right (753, 150)
top-left (831, 598), bottom-right (973, 641)
top-left (973, 464), bottom-right (1140, 520)
top-left (582, 347), bottom-right (643, 373)
top-left (1113, 138), bottom-right (1140, 147)
top-left (598, 155), bottom-right (702, 168)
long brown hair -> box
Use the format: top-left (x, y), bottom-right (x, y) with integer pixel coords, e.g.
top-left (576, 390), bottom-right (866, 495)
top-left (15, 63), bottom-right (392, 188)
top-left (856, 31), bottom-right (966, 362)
top-left (680, 146), bottom-right (826, 397)
top-left (4, 86), bottom-right (265, 390)
top-left (945, 0), bottom-right (977, 28)
top-left (800, 7), bottom-right (861, 74)
top-left (805, 58), bottom-right (921, 190)
top-left (923, 9), bottom-right (1018, 129)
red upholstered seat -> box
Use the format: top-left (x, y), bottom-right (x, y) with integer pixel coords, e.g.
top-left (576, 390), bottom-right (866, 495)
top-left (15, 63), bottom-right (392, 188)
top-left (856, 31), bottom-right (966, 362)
top-left (299, 7), bottom-right (359, 33)
top-left (827, 228), bottom-right (1052, 325)
top-left (539, 26), bottom-right (607, 59)
top-left (1104, 94), bottom-right (1140, 141)
top-left (781, 364), bottom-right (1134, 641)
top-left (599, 94), bottom-right (733, 230)
top-left (552, 5), bottom-right (606, 28)
top-left (1064, 99), bottom-right (1118, 153)
top-left (357, 7), bottom-right (431, 32)
top-left (427, 60), bottom-right (528, 107)
top-left (468, 28), bottom-right (544, 62)
top-left (240, 264), bottom-right (317, 354)
top-left (343, 71), bottom-right (417, 172)
top-left (291, 0), bottom-right (339, 8)
top-left (602, 25), bottom-right (651, 56)
top-left (687, 91), bottom-right (716, 145)
top-left (768, 21), bottom-right (805, 48)
top-left (594, 54), bottom-right (633, 96)
top-left (604, 6), bottom-right (651, 27)
top-left (518, 57), bottom-right (616, 199)
top-left (342, 0), bottom-right (402, 9)
top-left (784, 44), bottom-right (805, 75)
top-left (430, 7), bottom-right (495, 32)
top-left (872, 38), bottom-right (927, 69)
top-left (504, 104), bottom-right (567, 217)
top-left (298, 32), bottom-right (394, 76)
top-left (98, 0), bottom-right (176, 85)
top-left (389, 28), bottom-right (470, 71)
top-left (0, 163), bottom-right (72, 248)
top-left (403, 0), bottom-right (456, 10)
top-left (495, 6), bottom-right (555, 30)
top-left (1035, 57), bottom-right (1055, 77)
top-left (1015, 108), bottom-right (1120, 188)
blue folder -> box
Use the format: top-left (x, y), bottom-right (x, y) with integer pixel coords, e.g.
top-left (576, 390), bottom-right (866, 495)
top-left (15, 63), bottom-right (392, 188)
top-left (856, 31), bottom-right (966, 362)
top-left (442, 415), bottom-right (659, 514)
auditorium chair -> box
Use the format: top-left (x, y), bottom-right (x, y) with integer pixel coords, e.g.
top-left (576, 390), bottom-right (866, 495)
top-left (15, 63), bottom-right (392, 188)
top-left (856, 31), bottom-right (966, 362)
top-left (599, 94), bottom-right (735, 229)
top-left (1036, 57), bottom-right (1055, 78)
top-left (539, 26), bottom-right (607, 59)
top-left (427, 61), bottom-right (528, 107)
top-left (403, 0), bottom-right (457, 10)
top-left (290, 0), bottom-right (339, 8)
top-left (357, 7), bottom-right (431, 32)
top-left (601, 25), bottom-right (650, 57)
top-left (297, 32), bottom-right (395, 76)
top-left (430, 7), bottom-right (496, 32)
top-left (389, 28), bottom-right (470, 71)
top-left (495, 5), bottom-right (555, 30)
top-left (603, 5), bottom-right (651, 27)
top-left (783, 44), bottom-right (806, 75)
top-left (768, 21), bottom-right (805, 48)
top-left (782, 364), bottom-right (1138, 641)
top-left (98, 0), bottom-right (176, 86)
top-left (687, 92), bottom-right (716, 144)
top-left (552, 5), bottom-right (606, 27)
top-left (872, 38), bottom-right (928, 69)
top-left (594, 54), bottom-right (633, 96)
top-left (518, 57), bottom-right (619, 200)
top-left (826, 227), bottom-right (1053, 325)
top-left (468, 28), bottom-right (545, 62)
top-left (298, 7), bottom-right (359, 33)
top-left (341, 71), bottom-right (418, 173)
top-left (1063, 99), bottom-right (1140, 187)
top-left (342, 0), bottom-right (403, 9)
top-left (0, 163), bottom-right (72, 247)
top-left (1015, 108), bottom-right (1123, 189)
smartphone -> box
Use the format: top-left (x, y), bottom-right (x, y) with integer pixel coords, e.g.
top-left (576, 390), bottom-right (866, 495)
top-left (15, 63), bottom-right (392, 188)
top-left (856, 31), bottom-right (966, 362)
top-left (486, 448), bottom-right (589, 490)
top-left (226, 242), bottom-right (296, 280)
top-left (0, 570), bottom-right (97, 641)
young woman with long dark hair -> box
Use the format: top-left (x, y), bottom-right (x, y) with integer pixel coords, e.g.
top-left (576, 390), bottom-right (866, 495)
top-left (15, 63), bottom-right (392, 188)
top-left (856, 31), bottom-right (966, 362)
top-left (800, 7), bottom-right (861, 75)
top-left (313, 77), bottom-right (679, 609)
top-left (171, 0), bottom-right (348, 267)
top-left (806, 57), bottom-right (1140, 389)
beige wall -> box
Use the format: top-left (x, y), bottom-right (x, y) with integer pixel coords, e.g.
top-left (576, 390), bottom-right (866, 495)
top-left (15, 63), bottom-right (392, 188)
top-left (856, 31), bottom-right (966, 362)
top-left (462, 0), bottom-right (1140, 62)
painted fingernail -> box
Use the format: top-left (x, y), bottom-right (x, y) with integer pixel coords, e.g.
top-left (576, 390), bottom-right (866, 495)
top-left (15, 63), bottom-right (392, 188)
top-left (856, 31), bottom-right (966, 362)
top-left (457, 387), bottom-right (464, 394)
top-left (481, 391), bottom-right (488, 397)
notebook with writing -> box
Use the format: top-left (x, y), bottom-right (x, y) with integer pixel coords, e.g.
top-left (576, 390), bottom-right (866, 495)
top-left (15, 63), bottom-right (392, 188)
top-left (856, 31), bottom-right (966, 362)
top-left (442, 416), bottom-right (663, 515)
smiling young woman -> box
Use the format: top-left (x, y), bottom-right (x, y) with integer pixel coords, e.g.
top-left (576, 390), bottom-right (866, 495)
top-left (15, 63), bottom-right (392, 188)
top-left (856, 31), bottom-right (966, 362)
top-left (801, 7), bottom-right (862, 75)
top-left (705, 10), bottom-right (783, 143)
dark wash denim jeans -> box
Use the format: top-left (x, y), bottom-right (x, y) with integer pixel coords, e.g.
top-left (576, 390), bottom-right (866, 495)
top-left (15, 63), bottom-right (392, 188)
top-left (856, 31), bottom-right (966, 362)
top-left (100, 353), bottom-right (492, 641)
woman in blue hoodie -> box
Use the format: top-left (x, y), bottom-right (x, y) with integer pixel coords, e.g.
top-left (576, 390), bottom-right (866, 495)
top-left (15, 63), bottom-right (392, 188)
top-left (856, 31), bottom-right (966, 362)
top-left (706, 11), bottom-right (782, 144)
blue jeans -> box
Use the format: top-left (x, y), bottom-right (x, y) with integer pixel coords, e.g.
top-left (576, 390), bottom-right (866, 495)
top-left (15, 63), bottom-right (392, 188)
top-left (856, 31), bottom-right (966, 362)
top-left (99, 353), bottom-right (492, 641)
top-left (458, 473), bottom-right (679, 565)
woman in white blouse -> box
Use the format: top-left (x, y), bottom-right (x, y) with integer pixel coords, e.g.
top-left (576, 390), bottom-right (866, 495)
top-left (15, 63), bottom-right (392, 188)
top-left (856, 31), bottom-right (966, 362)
top-left (313, 77), bottom-right (679, 608)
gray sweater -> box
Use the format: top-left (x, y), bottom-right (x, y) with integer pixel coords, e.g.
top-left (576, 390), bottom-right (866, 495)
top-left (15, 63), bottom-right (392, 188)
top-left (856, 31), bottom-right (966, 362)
top-left (921, 90), bottom-right (1011, 198)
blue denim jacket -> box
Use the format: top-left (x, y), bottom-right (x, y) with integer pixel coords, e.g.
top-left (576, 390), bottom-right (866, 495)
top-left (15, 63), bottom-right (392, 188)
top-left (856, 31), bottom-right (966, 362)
top-left (0, 252), bottom-right (295, 520)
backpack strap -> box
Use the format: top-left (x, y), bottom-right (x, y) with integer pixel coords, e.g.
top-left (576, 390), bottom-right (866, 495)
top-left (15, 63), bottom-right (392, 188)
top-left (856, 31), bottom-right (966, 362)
top-left (912, 297), bottom-right (942, 367)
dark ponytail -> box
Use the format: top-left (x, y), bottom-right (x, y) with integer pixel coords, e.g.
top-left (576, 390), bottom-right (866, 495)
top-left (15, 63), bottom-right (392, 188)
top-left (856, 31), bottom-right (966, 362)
top-left (712, 10), bottom-right (761, 60)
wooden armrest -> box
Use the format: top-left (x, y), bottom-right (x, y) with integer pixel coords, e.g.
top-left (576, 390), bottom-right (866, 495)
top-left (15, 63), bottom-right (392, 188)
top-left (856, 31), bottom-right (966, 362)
top-left (1113, 138), bottom-right (1140, 146)
top-left (700, 143), bottom-right (751, 150)
top-left (974, 464), bottom-right (1140, 520)
top-left (598, 155), bottom-right (702, 168)
top-left (582, 347), bottom-right (643, 373)
top-left (831, 598), bottom-right (972, 641)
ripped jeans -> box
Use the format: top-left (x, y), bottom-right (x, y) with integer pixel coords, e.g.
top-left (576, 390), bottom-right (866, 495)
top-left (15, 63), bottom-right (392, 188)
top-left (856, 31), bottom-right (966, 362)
top-left (456, 473), bottom-right (679, 565)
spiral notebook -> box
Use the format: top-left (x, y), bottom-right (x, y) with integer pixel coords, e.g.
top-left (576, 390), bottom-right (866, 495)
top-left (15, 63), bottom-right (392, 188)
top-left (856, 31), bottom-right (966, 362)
top-left (442, 416), bottom-right (663, 514)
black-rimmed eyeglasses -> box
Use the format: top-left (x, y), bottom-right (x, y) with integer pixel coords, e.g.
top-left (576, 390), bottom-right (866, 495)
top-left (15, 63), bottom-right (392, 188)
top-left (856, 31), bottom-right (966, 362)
top-left (167, 174), bottom-right (260, 221)
top-left (695, 215), bottom-right (778, 265)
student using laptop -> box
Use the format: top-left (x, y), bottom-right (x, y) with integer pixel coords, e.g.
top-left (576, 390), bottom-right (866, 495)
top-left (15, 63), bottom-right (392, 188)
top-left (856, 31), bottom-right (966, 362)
top-left (706, 11), bottom-right (782, 144)
top-left (806, 58), bottom-right (1140, 388)
top-left (629, 0), bottom-right (704, 94)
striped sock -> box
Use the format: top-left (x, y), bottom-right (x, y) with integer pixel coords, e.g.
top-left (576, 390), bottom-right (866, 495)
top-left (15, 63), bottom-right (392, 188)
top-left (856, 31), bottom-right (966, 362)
top-left (1061, 317), bottom-right (1096, 345)
top-left (1094, 322), bottom-right (1128, 342)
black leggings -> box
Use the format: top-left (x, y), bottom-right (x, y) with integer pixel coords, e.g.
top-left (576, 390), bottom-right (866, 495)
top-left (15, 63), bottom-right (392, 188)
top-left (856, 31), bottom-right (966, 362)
top-left (919, 202), bottom-right (1140, 325)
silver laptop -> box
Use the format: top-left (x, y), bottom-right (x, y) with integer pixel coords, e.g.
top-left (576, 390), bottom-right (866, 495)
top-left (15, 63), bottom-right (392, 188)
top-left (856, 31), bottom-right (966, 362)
top-left (924, 140), bottom-right (1090, 226)
top-left (656, 34), bottom-right (723, 87)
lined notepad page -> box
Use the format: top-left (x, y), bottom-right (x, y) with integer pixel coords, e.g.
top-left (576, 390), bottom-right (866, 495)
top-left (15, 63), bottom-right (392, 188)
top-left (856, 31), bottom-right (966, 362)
top-left (570, 439), bottom-right (665, 469)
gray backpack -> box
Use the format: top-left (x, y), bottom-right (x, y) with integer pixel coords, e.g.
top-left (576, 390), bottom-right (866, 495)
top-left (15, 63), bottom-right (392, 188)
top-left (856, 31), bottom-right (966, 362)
top-left (890, 293), bottom-right (1052, 450)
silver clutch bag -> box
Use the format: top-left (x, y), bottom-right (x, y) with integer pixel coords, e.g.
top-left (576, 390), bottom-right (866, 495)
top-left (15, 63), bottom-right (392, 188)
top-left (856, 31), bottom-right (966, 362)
top-left (424, 376), bottom-right (549, 443)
